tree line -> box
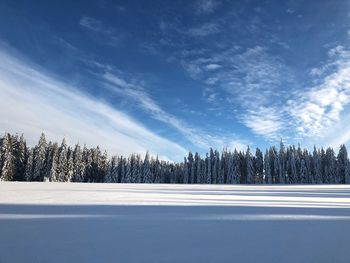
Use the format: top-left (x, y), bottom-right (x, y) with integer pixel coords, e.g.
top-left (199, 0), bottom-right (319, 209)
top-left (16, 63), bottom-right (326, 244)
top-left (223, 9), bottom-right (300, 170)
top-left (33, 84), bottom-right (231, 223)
top-left (1, 132), bottom-right (350, 184)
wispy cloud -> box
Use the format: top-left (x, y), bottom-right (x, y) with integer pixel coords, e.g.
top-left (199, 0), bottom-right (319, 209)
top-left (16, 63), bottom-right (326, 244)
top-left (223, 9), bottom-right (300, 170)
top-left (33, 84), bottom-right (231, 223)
top-left (0, 47), bottom-right (187, 161)
top-left (205, 63), bottom-right (222, 70)
top-left (79, 16), bottom-right (112, 34)
top-left (186, 22), bottom-right (221, 37)
top-left (240, 107), bottom-right (285, 141)
top-left (79, 16), bottom-right (122, 46)
top-left (288, 46), bottom-right (350, 141)
top-left (194, 0), bottom-right (221, 15)
top-left (103, 71), bottom-right (250, 151)
top-left (179, 45), bottom-right (291, 141)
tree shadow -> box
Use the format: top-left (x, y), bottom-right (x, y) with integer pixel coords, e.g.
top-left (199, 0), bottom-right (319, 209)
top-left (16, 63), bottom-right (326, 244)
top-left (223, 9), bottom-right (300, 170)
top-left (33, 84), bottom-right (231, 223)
top-left (0, 204), bottom-right (350, 263)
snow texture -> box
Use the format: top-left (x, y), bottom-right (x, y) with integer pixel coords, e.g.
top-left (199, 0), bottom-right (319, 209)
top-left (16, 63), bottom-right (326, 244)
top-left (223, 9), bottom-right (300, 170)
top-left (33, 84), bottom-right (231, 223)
top-left (0, 182), bottom-right (350, 262)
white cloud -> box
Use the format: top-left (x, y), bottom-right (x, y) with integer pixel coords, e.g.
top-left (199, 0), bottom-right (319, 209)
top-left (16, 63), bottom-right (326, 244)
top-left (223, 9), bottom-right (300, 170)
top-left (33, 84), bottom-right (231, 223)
top-left (205, 63), bottom-right (222, 70)
top-left (103, 72), bottom-right (250, 151)
top-left (186, 22), bottom-right (220, 37)
top-left (195, 0), bottom-right (220, 15)
top-left (177, 45), bottom-right (290, 141)
top-left (79, 16), bottom-right (112, 34)
top-left (288, 46), bottom-right (350, 141)
top-left (0, 48), bottom-right (187, 161)
top-left (241, 107), bottom-right (285, 141)
top-left (216, 46), bottom-right (290, 140)
top-left (79, 16), bottom-right (121, 46)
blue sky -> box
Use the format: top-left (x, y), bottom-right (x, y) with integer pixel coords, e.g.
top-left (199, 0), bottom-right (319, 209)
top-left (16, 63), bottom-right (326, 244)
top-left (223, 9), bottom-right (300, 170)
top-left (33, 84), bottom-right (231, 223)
top-left (0, 0), bottom-right (349, 160)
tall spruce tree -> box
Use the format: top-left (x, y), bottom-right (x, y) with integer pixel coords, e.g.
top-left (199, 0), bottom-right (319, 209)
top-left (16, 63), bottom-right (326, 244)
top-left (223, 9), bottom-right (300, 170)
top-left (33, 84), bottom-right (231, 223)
top-left (337, 145), bottom-right (348, 184)
top-left (14, 134), bottom-right (28, 181)
top-left (0, 133), bottom-right (16, 181)
top-left (142, 152), bottom-right (152, 183)
top-left (246, 146), bottom-right (255, 184)
top-left (32, 133), bottom-right (47, 181)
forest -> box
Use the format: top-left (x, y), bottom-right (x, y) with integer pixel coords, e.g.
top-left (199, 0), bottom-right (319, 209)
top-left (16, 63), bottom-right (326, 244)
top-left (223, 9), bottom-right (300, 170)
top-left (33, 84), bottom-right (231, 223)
top-left (0, 132), bottom-right (349, 184)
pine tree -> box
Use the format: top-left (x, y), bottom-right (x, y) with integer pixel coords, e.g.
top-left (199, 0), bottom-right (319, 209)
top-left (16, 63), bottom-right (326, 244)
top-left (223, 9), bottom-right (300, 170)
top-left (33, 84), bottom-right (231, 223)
top-left (105, 155), bottom-right (118, 183)
top-left (255, 148), bottom-right (264, 184)
top-left (300, 158), bottom-right (307, 184)
top-left (72, 144), bottom-right (85, 182)
top-left (25, 149), bottom-right (34, 181)
top-left (325, 148), bottom-right (337, 184)
top-left (82, 145), bottom-right (91, 182)
top-left (99, 150), bottom-right (108, 182)
top-left (154, 156), bottom-right (161, 184)
top-left (186, 152), bottom-right (194, 184)
top-left (48, 143), bottom-right (59, 182)
top-left (217, 151), bottom-right (225, 184)
top-left (206, 153), bottom-right (211, 184)
top-left (196, 154), bottom-right (202, 184)
top-left (345, 160), bottom-right (350, 184)
top-left (289, 150), bottom-right (297, 184)
top-left (246, 146), bottom-right (254, 184)
top-left (232, 150), bottom-right (241, 184)
top-left (313, 146), bottom-right (322, 184)
top-left (57, 138), bottom-right (68, 182)
top-left (32, 133), bottom-right (47, 181)
top-left (183, 157), bottom-right (189, 184)
top-left (337, 145), bottom-right (348, 184)
top-left (0, 133), bottom-right (16, 181)
top-left (14, 134), bottom-right (28, 181)
top-left (265, 148), bottom-right (273, 183)
top-left (66, 148), bottom-right (74, 182)
top-left (278, 141), bottom-right (286, 184)
top-left (124, 157), bottom-right (132, 183)
top-left (118, 156), bottom-right (126, 183)
top-left (142, 152), bottom-right (152, 183)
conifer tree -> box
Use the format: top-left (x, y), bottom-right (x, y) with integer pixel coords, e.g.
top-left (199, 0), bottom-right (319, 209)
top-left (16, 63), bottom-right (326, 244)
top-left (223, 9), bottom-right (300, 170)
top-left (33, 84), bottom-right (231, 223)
top-left (57, 138), bottom-right (68, 182)
top-left (32, 133), bottom-right (47, 181)
top-left (246, 146), bottom-right (255, 184)
top-left (142, 152), bottom-right (152, 183)
top-left (206, 153), bottom-right (211, 184)
top-left (25, 149), bottom-right (34, 181)
top-left (0, 133), bottom-right (16, 181)
top-left (14, 134), bottom-right (28, 181)
top-left (255, 148), bottom-right (264, 184)
top-left (337, 145), bottom-right (348, 184)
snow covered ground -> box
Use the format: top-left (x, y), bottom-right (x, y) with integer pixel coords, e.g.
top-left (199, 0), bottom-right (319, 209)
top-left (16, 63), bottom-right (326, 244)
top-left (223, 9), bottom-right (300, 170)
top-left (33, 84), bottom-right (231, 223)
top-left (0, 183), bottom-right (350, 263)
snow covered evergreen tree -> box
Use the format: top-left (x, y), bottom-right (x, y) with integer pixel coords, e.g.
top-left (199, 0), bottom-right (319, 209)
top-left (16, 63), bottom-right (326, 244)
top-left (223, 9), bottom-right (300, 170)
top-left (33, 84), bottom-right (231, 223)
top-left (48, 143), bottom-right (59, 182)
top-left (246, 146), bottom-right (255, 184)
top-left (0, 133), bottom-right (16, 181)
top-left (300, 158), bottom-right (308, 184)
top-left (14, 134), bottom-right (28, 181)
top-left (232, 150), bottom-right (241, 184)
top-left (142, 152), bottom-right (152, 183)
top-left (205, 153), bottom-right (211, 184)
top-left (264, 150), bottom-right (271, 184)
top-left (66, 147), bottom-right (74, 182)
top-left (25, 149), bottom-right (34, 181)
top-left (337, 144), bottom-right (348, 184)
top-left (124, 157), bottom-right (132, 183)
top-left (72, 144), bottom-right (85, 182)
top-left (57, 138), bottom-right (68, 182)
top-left (278, 141), bottom-right (286, 184)
top-left (255, 148), bottom-right (264, 184)
top-left (32, 133), bottom-right (47, 181)
top-left (313, 146), bottom-right (322, 184)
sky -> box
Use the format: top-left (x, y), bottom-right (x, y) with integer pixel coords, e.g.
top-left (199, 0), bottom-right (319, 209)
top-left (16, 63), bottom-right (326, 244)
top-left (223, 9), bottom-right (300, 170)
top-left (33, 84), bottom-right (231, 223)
top-left (0, 0), bottom-right (349, 161)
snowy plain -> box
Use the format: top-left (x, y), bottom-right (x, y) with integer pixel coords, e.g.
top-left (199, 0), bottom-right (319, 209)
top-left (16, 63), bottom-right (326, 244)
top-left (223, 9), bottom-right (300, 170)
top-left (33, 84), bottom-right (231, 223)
top-left (0, 182), bottom-right (350, 263)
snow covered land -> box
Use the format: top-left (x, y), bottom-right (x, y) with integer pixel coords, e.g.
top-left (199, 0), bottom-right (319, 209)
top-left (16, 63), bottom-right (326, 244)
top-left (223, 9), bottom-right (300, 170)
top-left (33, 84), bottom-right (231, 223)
top-left (1, 183), bottom-right (350, 263)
